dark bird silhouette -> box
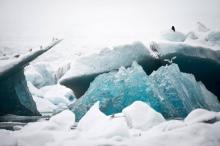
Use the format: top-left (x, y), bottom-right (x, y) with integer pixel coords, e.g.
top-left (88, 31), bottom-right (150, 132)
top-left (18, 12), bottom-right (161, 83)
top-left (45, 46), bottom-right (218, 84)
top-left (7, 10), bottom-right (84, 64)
top-left (171, 26), bottom-right (175, 32)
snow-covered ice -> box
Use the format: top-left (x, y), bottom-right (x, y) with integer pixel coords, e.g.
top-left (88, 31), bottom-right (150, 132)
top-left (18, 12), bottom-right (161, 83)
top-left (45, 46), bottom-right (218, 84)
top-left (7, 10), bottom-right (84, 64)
top-left (40, 84), bottom-right (75, 106)
top-left (122, 101), bottom-right (165, 130)
top-left (1, 103), bottom-right (220, 146)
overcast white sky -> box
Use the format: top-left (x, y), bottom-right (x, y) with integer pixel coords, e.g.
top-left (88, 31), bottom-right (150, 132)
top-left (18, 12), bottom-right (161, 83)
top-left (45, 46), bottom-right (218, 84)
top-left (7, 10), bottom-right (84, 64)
top-left (0, 0), bottom-right (220, 43)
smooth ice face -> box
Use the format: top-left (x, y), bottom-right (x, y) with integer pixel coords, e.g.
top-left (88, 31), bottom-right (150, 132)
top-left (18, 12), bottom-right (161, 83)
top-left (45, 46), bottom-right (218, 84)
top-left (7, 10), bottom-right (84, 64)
top-left (71, 62), bottom-right (220, 121)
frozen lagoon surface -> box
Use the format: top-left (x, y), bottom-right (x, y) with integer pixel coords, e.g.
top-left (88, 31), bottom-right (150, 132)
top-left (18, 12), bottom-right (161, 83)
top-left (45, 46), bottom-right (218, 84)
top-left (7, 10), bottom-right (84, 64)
top-left (1, 22), bottom-right (220, 146)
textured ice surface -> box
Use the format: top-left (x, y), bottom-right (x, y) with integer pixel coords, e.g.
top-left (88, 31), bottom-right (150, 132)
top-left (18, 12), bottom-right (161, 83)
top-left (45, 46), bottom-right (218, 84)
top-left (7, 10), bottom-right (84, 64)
top-left (71, 62), bottom-right (220, 121)
top-left (60, 42), bottom-right (161, 98)
top-left (155, 42), bottom-right (220, 99)
top-left (0, 70), bottom-right (40, 116)
top-left (25, 63), bottom-right (56, 88)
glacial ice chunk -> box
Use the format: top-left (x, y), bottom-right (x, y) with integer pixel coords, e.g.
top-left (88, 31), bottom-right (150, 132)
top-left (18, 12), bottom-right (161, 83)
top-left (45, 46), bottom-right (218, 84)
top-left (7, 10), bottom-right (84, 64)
top-left (71, 62), bottom-right (220, 121)
top-left (122, 101), bottom-right (165, 130)
top-left (40, 84), bottom-right (75, 106)
top-left (25, 63), bottom-right (56, 88)
top-left (77, 102), bottom-right (129, 138)
top-left (60, 42), bottom-right (161, 98)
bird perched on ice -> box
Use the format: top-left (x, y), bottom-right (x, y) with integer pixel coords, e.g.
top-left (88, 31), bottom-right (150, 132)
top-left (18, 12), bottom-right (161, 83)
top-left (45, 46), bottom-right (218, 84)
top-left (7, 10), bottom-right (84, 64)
top-left (171, 26), bottom-right (176, 32)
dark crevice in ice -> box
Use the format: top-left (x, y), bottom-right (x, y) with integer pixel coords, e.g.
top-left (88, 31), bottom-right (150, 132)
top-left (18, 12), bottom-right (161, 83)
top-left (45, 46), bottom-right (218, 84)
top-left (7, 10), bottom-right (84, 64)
top-left (161, 53), bottom-right (220, 100)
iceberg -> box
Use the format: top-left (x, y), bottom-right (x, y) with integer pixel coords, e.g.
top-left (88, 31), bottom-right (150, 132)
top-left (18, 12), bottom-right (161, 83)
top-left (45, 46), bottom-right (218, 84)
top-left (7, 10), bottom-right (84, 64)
top-left (0, 40), bottom-right (62, 116)
top-left (60, 38), bottom-right (220, 100)
top-left (71, 62), bottom-right (220, 121)
top-left (155, 42), bottom-right (220, 99)
top-left (60, 42), bottom-right (161, 98)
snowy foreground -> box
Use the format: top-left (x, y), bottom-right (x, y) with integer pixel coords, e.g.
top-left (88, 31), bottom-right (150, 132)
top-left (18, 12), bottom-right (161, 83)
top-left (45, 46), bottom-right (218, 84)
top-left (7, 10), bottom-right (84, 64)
top-left (1, 101), bottom-right (220, 146)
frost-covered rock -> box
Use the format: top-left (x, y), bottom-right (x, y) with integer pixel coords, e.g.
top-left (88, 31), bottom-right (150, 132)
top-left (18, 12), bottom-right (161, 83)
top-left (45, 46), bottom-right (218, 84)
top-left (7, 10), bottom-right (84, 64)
top-left (161, 30), bottom-right (186, 42)
top-left (71, 62), bottom-right (220, 121)
top-left (184, 109), bottom-right (220, 124)
top-left (122, 101), bottom-right (165, 130)
top-left (25, 63), bottom-right (56, 88)
top-left (50, 110), bottom-right (75, 129)
top-left (40, 84), bottom-right (75, 106)
top-left (78, 102), bottom-right (129, 138)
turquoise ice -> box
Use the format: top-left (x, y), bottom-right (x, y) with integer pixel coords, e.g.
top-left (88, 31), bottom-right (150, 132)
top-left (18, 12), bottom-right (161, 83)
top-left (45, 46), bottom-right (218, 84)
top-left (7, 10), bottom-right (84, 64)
top-left (71, 62), bottom-right (220, 121)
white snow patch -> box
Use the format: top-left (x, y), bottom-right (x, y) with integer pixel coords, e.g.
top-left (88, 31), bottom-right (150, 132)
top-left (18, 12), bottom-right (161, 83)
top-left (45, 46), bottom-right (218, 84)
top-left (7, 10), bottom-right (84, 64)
top-left (184, 108), bottom-right (220, 124)
top-left (0, 130), bottom-right (17, 146)
top-left (122, 101), bottom-right (165, 130)
top-left (78, 102), bottom-right (130, 138)
top-left (50, 110), bottom-right (75, 129)
top-left (33, 96), bottom-right (57, 113)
